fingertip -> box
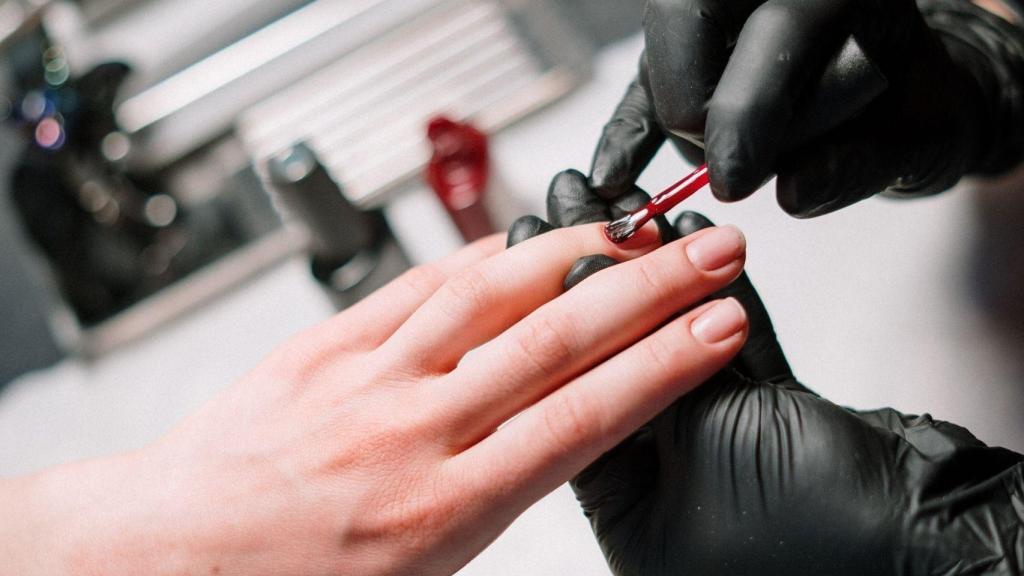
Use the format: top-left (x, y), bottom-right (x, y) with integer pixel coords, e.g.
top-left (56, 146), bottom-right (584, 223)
top-left (507, 215), bottom-right (554, 248)
top-left (708, 161), bottom-right (764, 203)
top-left (673, 211), bottom-right (716, 237)
top-left (612, 219), bottom-right (662, 252)
top-left (690, 297), bottom-right (749, 346)
top-left (563, 254), bottom-right (619, 291)
top-left (551, 168), bottom-right (589, 188)
top-left (705, 119), bottom-right (773, 203)
top-left (548, 169), bottom-right (608, 227)
top-left (588, 171), bottom-right (630, 201)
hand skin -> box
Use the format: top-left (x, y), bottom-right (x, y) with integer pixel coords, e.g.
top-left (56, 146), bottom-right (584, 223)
top-left (0, 222), bottom-right (751, 576)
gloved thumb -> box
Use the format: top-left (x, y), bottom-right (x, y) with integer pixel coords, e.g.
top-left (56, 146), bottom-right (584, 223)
top-left (570, 425), bottom-right (657, 532)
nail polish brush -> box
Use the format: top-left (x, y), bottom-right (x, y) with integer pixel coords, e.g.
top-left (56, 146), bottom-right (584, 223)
top-left (605, 163), bottom-right (708, 243)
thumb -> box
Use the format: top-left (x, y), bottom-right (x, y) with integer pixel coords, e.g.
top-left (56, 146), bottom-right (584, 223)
top-left (570, 426), bottom-right (657, 529)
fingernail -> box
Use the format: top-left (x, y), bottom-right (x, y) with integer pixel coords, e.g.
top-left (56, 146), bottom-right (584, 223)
top-left (691, 298), bottom-right (747, 344)
top-left (685, 225), bottom-right (745, 272)
top-left (615, 220), bottom-right (662, 249)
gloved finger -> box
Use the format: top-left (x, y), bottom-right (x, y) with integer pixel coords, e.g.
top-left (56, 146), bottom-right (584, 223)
top-left (642, 0), bottom-right (748, 143)
top-left (667, 133), bottom-right (708, 167)
top-left (564, 255), bottom-right (619, 291)
top-left (507, 215), bottom-right (554, 248)
top-left (547, 169), bottom-right (611, 227)
top-left (775, 115), bottom-right (897, 217)
top-left (570, 425), bottom-right (657, 530)
top-left (674, 211), bottom-right (793, 383)
top-left (588, 76), bottom-right (667, 201)
top-left (705, 0), bottom-right (852, 201)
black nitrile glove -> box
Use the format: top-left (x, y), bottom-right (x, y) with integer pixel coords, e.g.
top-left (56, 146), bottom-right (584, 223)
top-left (573, 213), bottom-right (1024, 575)
top-left (507, 188), bottom-right (1024, 574)
top-left (591, 0), bottom-right (1024, 217)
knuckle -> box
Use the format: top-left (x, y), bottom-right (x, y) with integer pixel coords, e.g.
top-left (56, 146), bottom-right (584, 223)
top-left (345, 478), bottom-right (456, 565)
top-left (437, 267), bottom-right (494, 319)
top-left (510, 315), bottom-right (579, 377)
top-left (542, 392), bottom-right (601, 458)
top-left (398, 264), bottom-right (449, 301)
top-left (639, 328), bottom-right (686, 377)
top-left (630, 258), bottom-right (678, 303)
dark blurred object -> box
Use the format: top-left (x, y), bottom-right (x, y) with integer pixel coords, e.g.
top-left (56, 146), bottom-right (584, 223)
top-left (5, 30), bottom-right (281, 330)
top-left (267, 144), bottom-right (409, 309)
top-left (0, 0), bottom-right (591, 356)
top-left (0, 124), bottom-right (63, 386)
top-left (972, 167), bottom-right (1024, 338)
top-left (553, 0), bottom-right (645, 47)
top-left (425, 116), bottom-right (495, 243)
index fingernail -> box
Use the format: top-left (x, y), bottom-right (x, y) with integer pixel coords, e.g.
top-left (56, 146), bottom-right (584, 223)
top-left (614, 220), bottom-right (661, 249)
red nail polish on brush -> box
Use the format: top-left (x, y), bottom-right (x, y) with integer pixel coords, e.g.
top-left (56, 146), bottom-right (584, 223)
top-left (605, 163), bottom-right (710, 244)
top-left (425, 116), bottom-right (496, 243)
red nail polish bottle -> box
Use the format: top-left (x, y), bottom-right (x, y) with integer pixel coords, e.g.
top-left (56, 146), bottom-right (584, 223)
top-left (425, 116), bottom-right (496, 243)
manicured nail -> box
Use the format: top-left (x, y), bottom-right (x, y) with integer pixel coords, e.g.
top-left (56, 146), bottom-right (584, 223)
top-left (691, 298), bottom-right (747, 344)
top-left (685, 225), bottom-right (746, 272)
top-left (615, 219), bottom-right (662, 249)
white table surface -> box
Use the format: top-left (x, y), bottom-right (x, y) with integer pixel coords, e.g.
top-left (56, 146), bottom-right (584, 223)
top-left (2, 35), bottom-right (1022, 575)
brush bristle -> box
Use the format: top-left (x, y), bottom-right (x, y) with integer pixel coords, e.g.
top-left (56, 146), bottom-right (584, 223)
top-left (605, 214), bottom-right (643, 243)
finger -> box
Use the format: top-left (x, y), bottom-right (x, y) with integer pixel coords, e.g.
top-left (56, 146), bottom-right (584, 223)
top-left (547, 169), bottom-right (610, 227)
top-left (775, 129), bottom-right (890, 217)
top-left (306, 233), bottom-right (506, 349)
top-left (667, 133), bottom-right (708, 166)
top-left (439, 226), bottom-right (746, 447)
top-left (382, 223), bottom-right (662, 373)
top-left (459, 298), bottom-right (747, 504)
top-left (705, 0), bottom-right (852, 201)
top-left (588, 77), bottom-right (667, 200)
top-left (563, 255), bottom-right (618, 291)
top-left (547, 169), bottom-right (676, 242)
top-left (674, 212), bottom-right (792, 382)
top-left (506, 215), bottom-right (554, 248)
top-left (642, 0), bottom-right (745, 142)
top-left (774, 96), bottom-right (914, 217)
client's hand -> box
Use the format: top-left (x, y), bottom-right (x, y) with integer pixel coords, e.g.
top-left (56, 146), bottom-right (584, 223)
top-left (0, 223), bottom-right (750, 576)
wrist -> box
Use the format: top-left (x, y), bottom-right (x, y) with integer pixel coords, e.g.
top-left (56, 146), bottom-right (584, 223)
top-left (0, 446), bottom-right (243, 576)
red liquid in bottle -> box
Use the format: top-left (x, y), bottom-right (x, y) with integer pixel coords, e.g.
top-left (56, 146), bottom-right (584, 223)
top-left (425, 116), bottom-right (495, 242)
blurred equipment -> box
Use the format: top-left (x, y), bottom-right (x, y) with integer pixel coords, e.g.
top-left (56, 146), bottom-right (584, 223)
top-left (425, 116), bottom-right (495, 243)
top-left (267, 143), bottom-right (409, 309)
top-left (0, 0), bottom-right (595, 357)
top-left (972, 166), bottom-right (1024, 340)
top-left (0, 0), bottom-right (50, 50)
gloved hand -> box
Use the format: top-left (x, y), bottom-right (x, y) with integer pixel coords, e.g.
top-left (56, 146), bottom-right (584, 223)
top-left (507, 181), bottom-right (1024, 574)
top-left (590, 0), bottom-right (1024, 217)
